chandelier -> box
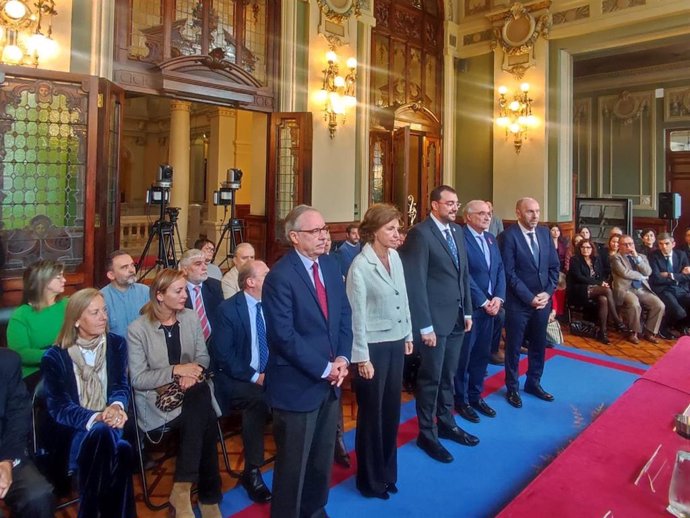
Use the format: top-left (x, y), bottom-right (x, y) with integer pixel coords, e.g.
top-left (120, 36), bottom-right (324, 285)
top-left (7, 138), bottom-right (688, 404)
top-left (316, 50), bottom-right (357, 139)
top-left (0, 0), bottom-right (58, 67)
top-left (495, 83), bottom-right (537, 154)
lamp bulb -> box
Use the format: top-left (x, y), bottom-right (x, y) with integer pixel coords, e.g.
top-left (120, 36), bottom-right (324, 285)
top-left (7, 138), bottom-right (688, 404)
top-left (498, 86), bottom-right (508, 95)
top-left (509, 100), bottom-right (521, 112)
top-left (346, 57), bottom-right (357, 69)
top-left (334, 75), bottom-right (345, 88)
top-left (344, 95), bottom-right (357, 108)
top-left (326, 50), bottom-right (337, 63)
top-left (520, 83), bottom-right (530, 92)
top-left (4, 0), bottom-right (27, 20)
top-left (2, 43), bottom-right (23, 64)
top-left (509, 123), bottom-right (521, 134)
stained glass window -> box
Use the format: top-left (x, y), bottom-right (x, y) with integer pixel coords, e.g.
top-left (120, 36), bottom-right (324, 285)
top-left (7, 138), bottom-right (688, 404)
top-left (276, 120), bottom-right (300, 235)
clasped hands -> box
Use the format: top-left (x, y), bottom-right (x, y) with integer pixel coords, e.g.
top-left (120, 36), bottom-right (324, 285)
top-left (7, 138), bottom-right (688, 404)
top-left (327, 357), bottom-right (349, 387)
top-left (531, 291), bottom-right (551, 310)
top-left (483, 297), bottom-right (502, 316)
top-left (173, 362), bottom-right (204, 390)
top-left (98, 403), bottom-right (128, 429)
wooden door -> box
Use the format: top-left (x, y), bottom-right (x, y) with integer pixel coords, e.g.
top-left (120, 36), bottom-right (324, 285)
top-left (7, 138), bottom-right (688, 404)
top-left (392, 127), bottom-right (411, 226)
top-left (265, 112), bottom-right (312, 264)
top-left (666, 129), bottom-right (690, 243)
top-left (421, 134), bottom-right (442, 220)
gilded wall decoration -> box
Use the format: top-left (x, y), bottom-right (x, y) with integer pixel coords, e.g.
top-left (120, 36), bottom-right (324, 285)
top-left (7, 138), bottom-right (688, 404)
top-left (489, 1), bottom-right (552, 79)
top-left (552, 5), bottom-right (590, 25)
top-left (317, 0), bottom-right (362, 48)
top-left (463, 29), bottom-right (493, 46)
top-left (602, 0), bottom-right (645, 14)
top-left (465, 0), bottom-right (510, 17)
top-left (665, 86), bottom-right (690, 122)
top-left (603, 90), bottom-right (648, 125)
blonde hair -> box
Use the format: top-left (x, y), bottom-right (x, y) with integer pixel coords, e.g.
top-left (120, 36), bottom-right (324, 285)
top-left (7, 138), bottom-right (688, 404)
top-left (140, 269), bottom-right (186, 322)
top-left (56, 288), bottom-right (105, 349)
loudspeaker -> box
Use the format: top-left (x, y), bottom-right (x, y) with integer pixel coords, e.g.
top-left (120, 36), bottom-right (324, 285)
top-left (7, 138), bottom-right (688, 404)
top-left (659, 192), bottom-right (681, 219)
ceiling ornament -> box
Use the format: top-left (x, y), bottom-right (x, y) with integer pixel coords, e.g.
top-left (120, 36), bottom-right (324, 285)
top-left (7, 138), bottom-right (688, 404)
top-left (489, 1), bottom-right (552, 80)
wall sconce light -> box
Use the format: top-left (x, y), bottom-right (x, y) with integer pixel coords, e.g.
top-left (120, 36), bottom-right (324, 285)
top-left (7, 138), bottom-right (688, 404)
top-left (0, 0), bottom-right (58, 67)
top-left (495, 82), bottom-right (537, 154)
top-left (316, 50), bottom-right (357, 139)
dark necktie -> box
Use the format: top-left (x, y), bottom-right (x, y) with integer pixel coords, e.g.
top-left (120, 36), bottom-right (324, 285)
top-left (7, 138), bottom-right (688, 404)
top-left (627, 255), bottom-right (642, 289)
top-left (528, 232), bottom-right (539, 265)
top-left (311, 262), bottom-right (329, 319)
top-left (477, 234), bottom-right (492, 294)
top-left (256, 302), bottom-right (268, 373)
top-left (444, 229), bottom-right (459, 269)
top-left (667, 255), bottom-right (673, 272)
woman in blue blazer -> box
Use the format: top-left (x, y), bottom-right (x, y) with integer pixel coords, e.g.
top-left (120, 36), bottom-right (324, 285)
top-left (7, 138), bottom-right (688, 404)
top-left (346, 204), bottom-right (413, 500)
top-left (41, 288), bottom-right (134, 518)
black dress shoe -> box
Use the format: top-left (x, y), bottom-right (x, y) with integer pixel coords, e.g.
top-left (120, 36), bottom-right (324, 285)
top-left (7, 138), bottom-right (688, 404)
top-left (334, 438), bottom-right (351, 468)
top-left (455, 403), bottom-right (480, 423)
top-left (358, 487), bottom-right (390, 500)
top-left (437, 425), bottom-right (480, 447)
top-left (524, 384), bottom-right (555, 402)
top-left (470, 398), bottom-right (496, 418)
top-left (416, 436), bottom-right (453, 463)
top-left (506, 390), bottom-right (522, 408)
top-left (658, 329), bottom-right (673, 340)
top-left (386, 483), bottom-right (398, 494)
top-left (241, 467), bottom-right (272, 503)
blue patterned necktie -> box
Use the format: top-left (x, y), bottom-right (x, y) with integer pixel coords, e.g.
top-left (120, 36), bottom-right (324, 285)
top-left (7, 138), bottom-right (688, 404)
top-left (444, 229), bottom-right (459, 269)
top-left (256, 302), bottom-right (269, 372)
top-left (478, 234), bottom-right (492, 294)
top-left (626, 256), bottom-right (642, 289)
top-left (528, 232), bottom-right (539, 265)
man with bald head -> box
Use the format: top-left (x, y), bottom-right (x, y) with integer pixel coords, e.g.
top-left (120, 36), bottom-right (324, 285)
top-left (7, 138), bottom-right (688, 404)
top-left (262, 205), bottom-right (352, 518)
top-left (498, 198), bottom-right (559, 408)
top-left (222, 242), bottom-right (256, 298)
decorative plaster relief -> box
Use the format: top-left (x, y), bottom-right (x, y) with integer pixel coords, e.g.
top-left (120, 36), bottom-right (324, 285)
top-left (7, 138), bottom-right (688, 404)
top-left (317, 0), bottom-right (362, 49)
top-left (602, 0), bottom-right (645, 14)
top-left (552, 5), bottom-right (589, 25)
top-left (463, 29), bottom-right (493, 46)
top-left (665, 86), bottom-right (690, 122)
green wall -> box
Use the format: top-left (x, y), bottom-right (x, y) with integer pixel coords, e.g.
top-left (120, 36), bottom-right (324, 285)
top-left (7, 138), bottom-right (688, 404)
top-left (454, 53), bottom-right (494, 204)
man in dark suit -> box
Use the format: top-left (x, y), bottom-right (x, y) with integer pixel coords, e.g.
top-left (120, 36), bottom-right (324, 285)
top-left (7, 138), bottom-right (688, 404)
top-left (180, 248), bottom-right (224, 342)
top-left (0, 349), bottom-right (54, 518)
top-left (399, 185), bottom-right (478, 464)
top-left (649, 232), bottom-right (690, 337)
top-left (499, 197), bottom-right (559, 408)
top-left (454, 200), bottom-right (506, 423)
top-left (211, 260), bottom-right (272, 503)
top-left (262, 205), bottom-right (352, 518)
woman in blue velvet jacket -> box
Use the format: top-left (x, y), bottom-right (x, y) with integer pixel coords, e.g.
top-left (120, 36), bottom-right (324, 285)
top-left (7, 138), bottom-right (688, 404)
top-left (41, 288), bottom-right (135, 518)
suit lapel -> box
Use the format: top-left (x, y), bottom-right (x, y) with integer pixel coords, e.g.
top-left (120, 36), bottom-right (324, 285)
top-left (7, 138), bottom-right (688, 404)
top-left (362, 245), bottom-right (395, 289)
top-left (288, 250), bottom-right (326, 321)
top-left (237, 292), bottom-right (251, 339)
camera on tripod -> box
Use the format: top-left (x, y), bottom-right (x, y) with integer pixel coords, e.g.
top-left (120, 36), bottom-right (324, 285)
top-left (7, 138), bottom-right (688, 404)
top-left (213, 168), bottom-right (242, 206)
top-left (146, 164), bottom-right (174, 205)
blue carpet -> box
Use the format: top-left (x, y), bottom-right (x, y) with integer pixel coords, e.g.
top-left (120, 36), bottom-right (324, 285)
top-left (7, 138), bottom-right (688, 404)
top-left (218, 347), bottom-right (646, 518)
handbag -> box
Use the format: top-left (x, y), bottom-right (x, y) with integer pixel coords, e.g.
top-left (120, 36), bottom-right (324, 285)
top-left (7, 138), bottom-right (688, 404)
top-left (154, 369), bottom-right (214, 412)
top-left (570, 320), bottom-right (598, 338)
top-left (546, 320), bottom-right (564, 346)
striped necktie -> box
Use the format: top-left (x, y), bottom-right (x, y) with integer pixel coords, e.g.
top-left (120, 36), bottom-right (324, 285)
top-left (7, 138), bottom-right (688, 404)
top-left (193, 285), bottom-right (211, 341)
top-left (256, 302), bottom-right (268, 372)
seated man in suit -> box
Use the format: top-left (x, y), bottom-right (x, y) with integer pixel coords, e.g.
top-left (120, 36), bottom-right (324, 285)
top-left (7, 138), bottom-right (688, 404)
top-left (649, 232), bottom-right (690, 338)
top-left (222, 243), bottom-right (256, 299)
top-left (179, 248), bottom-right (224, 343)
top-left (675, 227), bottom-right (690, 263)
top-left (211, 260), bottom-right (272, 503)
top-left (454, 200), bottom-right (505, 423)
top-left (611, 235), bottom-right (665, 344)
top-left (0, 349), bottom-right (54, 518)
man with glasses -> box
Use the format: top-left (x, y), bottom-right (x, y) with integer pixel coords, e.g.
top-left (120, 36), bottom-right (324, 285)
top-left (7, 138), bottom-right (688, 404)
top-left (194, 238), bottom-right (223, 281)
top-left (499, 198), bottom-right (559, 409)
top-left (222, 242), bottom-right (256, 299)
top-left (262, 205), bottom-right (352, 518)
top-left (611, 235), bottom-right (665, 344)
top-left (179, 248), bottom-right (224, 344)
top-left (399, 185), bottom-right (477, 464)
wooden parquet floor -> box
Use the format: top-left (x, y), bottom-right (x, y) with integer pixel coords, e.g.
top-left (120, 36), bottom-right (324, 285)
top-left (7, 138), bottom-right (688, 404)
top-left (52, 327), bottom-right (673, 517)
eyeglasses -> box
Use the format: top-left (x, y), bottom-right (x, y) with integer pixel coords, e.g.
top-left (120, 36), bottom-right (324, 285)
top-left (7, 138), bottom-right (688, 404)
top-left (295, 225), bottom-right (330, 236)
top-left (581, 246), bottom-right (593, 249)
top-left (441, 201), bottom-right (461, 208)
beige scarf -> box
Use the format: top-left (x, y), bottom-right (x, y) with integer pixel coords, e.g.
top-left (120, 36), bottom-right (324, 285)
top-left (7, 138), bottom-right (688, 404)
top-left (68, 334), bottom-right (107, 411)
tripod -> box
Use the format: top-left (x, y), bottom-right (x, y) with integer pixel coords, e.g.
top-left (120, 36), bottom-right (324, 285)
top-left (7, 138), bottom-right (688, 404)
top-left (215, 204), bottom-right (245, 269)
top-left (137, 203), bottom-right (185, 280)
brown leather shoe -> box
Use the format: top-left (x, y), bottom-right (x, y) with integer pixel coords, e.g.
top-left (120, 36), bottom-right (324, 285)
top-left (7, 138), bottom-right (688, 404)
top-left (627, 332), bottom-right (640, 344)
top-left (642, 331), bottom-right (660, 344)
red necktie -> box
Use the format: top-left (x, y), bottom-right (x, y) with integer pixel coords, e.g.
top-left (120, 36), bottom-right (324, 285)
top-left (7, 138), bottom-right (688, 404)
top-left (194, 285), bottom-right (211, 341)
top-left (311, 262), bottom-right (328, 319)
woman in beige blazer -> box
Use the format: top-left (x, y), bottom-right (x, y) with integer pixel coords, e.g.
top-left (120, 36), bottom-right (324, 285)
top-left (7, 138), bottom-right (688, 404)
top-left (346, 203), bottom-right (413, 500)
top-left (127, 269), bottom-right (222, 518)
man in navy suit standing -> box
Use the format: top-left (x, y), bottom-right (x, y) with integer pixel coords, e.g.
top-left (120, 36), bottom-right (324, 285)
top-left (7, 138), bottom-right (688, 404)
top-left (454, 200), bottom-right (506, 423)
top-left (262, 205), bottom-right (352, 518)
top-left (399, 185), bottom-right (478, 465)
top-left (180, 248), bottom-right (224, 343)
top-left (499, 197), bottom-right (560, 408)
top-left (211, 260), bottom-right (272, 504)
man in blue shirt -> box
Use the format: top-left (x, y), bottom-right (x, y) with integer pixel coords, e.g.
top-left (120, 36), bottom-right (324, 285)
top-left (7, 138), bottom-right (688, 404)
top-left (100, 251), bottom-right (149, 338)
top-left (335, 223), bottom-right (361, 277)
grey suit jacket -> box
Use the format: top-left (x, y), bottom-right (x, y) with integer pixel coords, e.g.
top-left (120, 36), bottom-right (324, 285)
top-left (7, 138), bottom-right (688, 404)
top-left (610, 252), bottom-right (653, 306)
top-left (127, 308), bottom-right (218, 431)
top-left (399, 216), bottom-right (473, 336)
top-left (346, 243), bottom-right (412, 363)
